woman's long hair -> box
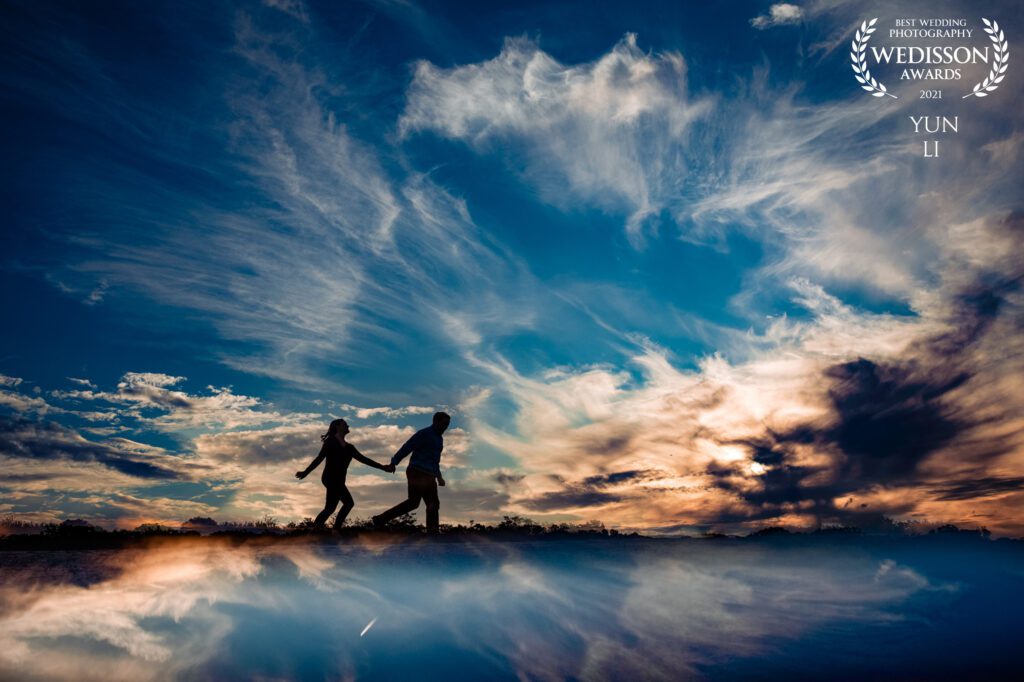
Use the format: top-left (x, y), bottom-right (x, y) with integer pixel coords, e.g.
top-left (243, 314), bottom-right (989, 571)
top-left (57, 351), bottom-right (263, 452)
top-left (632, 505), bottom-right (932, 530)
top-left (321, 418), bottom-right (348, 442)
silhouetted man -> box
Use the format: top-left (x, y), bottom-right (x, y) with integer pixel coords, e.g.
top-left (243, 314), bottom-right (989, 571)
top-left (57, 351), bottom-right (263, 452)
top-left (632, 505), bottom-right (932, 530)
top-left (373, 411), bottom-right (450, 534)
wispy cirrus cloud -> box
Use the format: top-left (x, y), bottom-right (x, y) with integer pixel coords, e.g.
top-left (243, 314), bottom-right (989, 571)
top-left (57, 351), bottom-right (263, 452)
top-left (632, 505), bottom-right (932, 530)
top-left (16, 2), bottom-right (539, 391)
top-left (401, 33), bottom-right (714, 246)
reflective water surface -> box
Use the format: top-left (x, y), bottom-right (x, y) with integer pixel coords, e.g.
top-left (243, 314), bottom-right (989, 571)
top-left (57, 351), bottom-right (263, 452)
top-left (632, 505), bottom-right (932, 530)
top-left (1, 537), bottom-right (1021, 680)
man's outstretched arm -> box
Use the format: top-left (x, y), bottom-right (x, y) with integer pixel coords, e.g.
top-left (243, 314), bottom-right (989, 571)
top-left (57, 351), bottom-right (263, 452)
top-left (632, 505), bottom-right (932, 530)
top-left (389, 431), bottom-right (421, 468)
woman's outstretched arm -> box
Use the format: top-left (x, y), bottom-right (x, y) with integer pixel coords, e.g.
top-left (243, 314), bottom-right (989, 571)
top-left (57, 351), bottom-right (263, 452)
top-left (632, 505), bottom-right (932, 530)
top-left (349, 445), bottom-right (394, 472)
top-left (295, 443), bottom-right (327, 479)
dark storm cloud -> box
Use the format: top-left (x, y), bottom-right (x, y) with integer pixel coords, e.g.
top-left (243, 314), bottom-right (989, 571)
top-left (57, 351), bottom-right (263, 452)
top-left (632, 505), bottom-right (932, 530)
top-left (931, 477), bottom-right (1024, 502)
top-left (820, 357), bottom-right (967, 480)
top-left (708, 442), bottom-right (818, 509)
top-left (925, 284), bottom-right (1007, 360)
top-left (0, 416), bottom-right (182, 480)
top-left (704, 267), bottom-right (1024, 522)
top-left (582, 469), bottom-right (656, 487)
top-left (522, 489), bottom-right (624, 512)
top-left (0, 473), bottom-right (58, 482)
top-left (576, 433), bottom-right (637, 456)
top-left (494, 471), bottom-right (525, 486)
top-left (520, 470), bottom-right (659, 511)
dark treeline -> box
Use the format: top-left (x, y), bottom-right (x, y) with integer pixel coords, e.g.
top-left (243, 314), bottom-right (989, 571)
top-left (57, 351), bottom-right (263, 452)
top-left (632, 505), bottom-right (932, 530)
top-left (0, 513), bottom-right (1011, 551)
top-left (0, 514), bottom-right (636, 549)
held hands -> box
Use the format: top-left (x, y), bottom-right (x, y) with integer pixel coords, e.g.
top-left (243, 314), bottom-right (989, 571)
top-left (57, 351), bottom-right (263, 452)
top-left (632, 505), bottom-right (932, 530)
top-left (384, 464), bottom-right (396, 473)
top-left (295, 470), bottom-right (308, 480)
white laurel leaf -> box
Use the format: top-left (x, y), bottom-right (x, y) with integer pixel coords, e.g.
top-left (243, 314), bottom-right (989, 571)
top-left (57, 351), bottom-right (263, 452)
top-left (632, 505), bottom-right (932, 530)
top-left (850, 18), bottom-right (895, 98)
top-left (964, 18), bottom-right (1010, 98)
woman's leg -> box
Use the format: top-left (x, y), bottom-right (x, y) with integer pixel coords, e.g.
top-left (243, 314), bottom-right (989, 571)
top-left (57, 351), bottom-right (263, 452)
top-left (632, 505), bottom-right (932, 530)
top-left (332, 485), bottom-right (355, 529)
top-left (314, 486), bottom-right (341, 527)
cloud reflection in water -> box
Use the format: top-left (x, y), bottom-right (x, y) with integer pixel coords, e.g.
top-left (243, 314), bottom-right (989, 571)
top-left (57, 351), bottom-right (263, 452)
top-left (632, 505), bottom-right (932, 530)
top-left (0, 538), bottom-right (1020, 680)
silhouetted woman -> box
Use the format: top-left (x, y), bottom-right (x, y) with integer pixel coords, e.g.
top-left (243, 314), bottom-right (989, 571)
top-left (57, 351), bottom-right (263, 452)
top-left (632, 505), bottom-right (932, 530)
top-left (296, 419), bottom-right (393, 530)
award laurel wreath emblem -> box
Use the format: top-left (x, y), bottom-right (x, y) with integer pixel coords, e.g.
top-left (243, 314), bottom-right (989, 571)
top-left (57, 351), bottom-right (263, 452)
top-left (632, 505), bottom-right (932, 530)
top-left (850, 17), bottom-right (1010, 99)
top-left (850, 18), bottom-right (896, 98)
top-left (964, 19), bottom-right (1010, 98)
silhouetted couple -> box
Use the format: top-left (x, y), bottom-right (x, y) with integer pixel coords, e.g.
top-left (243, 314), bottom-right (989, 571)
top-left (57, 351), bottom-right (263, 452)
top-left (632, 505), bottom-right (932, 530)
top-left (296, 412), bottom-right (450, 534)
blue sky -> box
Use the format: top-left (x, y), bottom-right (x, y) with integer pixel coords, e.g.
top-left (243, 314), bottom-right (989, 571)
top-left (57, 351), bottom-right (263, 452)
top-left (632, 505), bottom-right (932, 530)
top-left (2, 0), bottom-right (1023, 533)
